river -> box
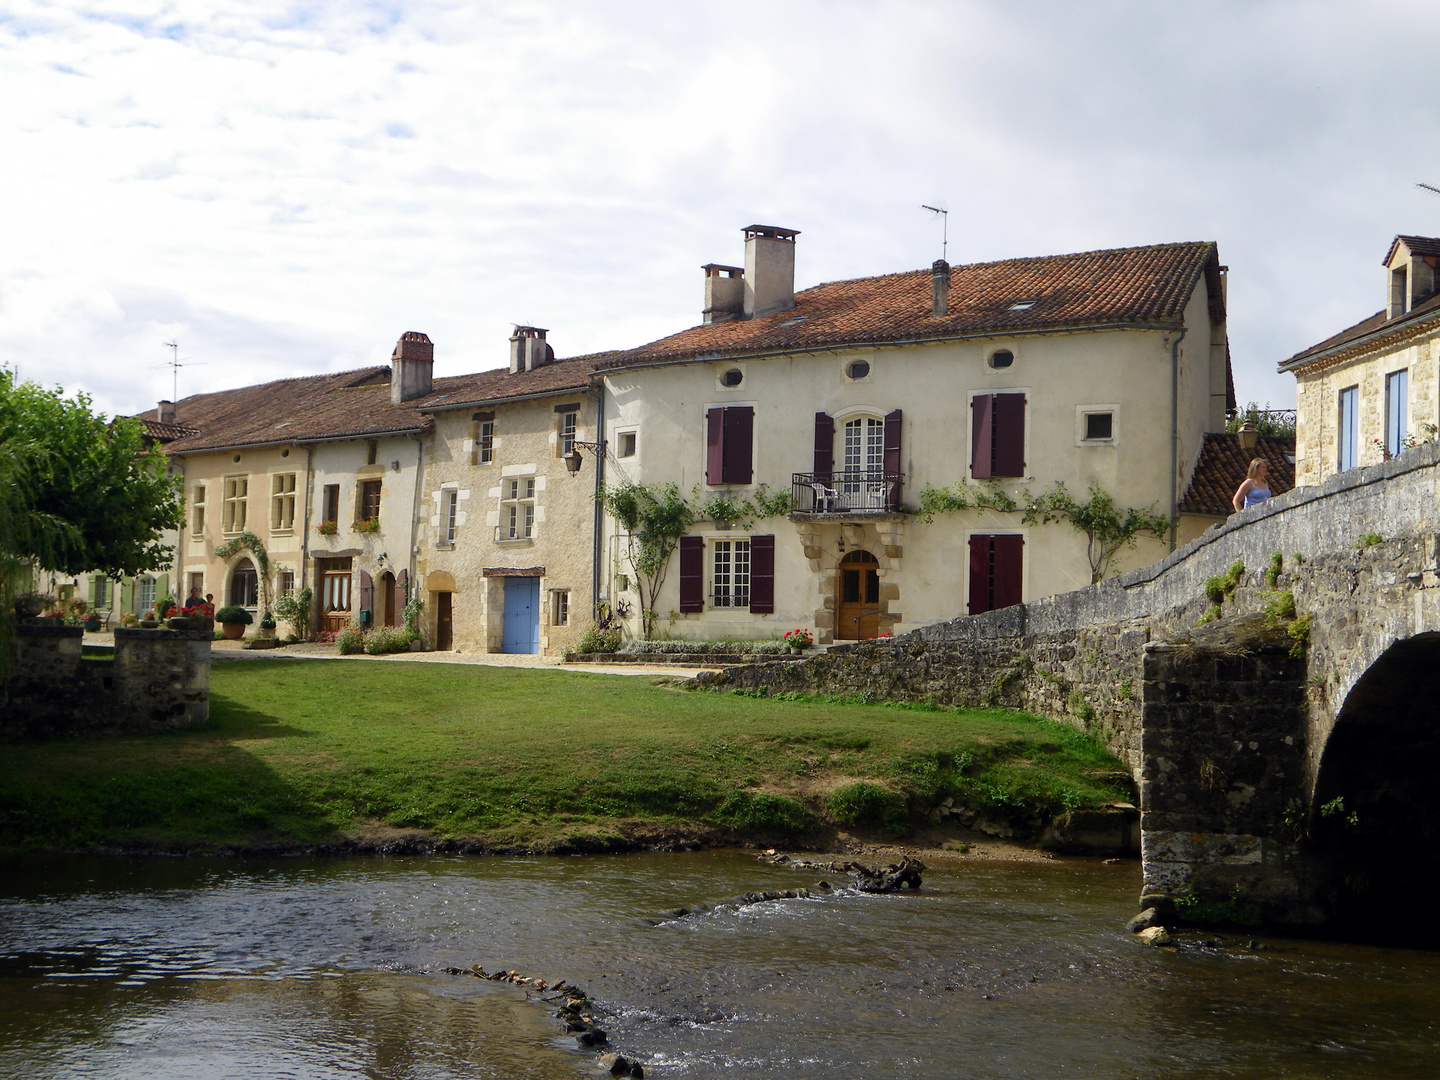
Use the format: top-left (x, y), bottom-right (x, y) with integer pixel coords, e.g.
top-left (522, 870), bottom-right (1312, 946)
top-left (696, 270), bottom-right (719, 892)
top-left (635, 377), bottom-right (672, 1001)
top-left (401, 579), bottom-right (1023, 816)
top-left (1, 851), bottom-right (1437, 1078)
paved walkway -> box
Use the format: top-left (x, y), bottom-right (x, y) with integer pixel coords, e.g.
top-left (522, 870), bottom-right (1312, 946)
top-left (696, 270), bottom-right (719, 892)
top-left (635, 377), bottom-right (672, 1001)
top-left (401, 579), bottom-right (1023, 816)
top-left (82, 629), bottom-right (722, 679)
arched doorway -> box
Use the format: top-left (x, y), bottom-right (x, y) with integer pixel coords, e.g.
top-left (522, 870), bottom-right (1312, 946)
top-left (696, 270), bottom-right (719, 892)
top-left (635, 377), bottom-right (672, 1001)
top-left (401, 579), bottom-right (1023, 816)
top-left (1309, 633), bottom-right (1440, 944)
top-left (228, 558), bottom-right (258, 609)
top-left (378, 570), bottom-right (396, 627)
top-left (836, 550), bottom-right (880, 640)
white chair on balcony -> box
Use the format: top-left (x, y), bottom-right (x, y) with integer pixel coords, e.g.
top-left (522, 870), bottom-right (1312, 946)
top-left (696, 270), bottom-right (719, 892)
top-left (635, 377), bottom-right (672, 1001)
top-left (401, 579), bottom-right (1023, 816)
top-left (809, 481), bottom-right (844, 513)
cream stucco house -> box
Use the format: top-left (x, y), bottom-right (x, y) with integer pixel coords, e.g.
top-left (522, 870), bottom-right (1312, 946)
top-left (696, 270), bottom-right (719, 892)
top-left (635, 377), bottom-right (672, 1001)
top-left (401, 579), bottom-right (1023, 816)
top-left (593, 225), bottom-right (1234, 644)
top-left (1280, 235), bottom-right (1440, 486)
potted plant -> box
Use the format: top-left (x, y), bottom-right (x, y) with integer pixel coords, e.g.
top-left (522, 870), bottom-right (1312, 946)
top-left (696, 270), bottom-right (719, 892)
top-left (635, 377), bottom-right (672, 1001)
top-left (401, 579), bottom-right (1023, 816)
top-left (351, 517), bottom-right (381, 534)
top-left (13, 591), bottom-right (51, 621)
top-left (83, 611), bottom-right (102, 632)
top-left (119, 611), bottom-right (139, 628)
top-left (315, 520), bottom-right (338, 536)
top-left (257, 610), bottom-right (277, 640)
top-left (140, 608), bottom-right (160, 628)
top-left (214, 605), bottom-right (254, 639)
top-left (782, 628), bottom-right (814, 654)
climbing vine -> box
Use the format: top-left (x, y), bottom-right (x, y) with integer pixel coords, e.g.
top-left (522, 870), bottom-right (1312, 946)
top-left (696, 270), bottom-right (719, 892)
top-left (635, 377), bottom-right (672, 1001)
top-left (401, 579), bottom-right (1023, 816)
top-left (214, 531), bottom-right (273, 611)
top-left (598, 482), bottom-right (693, 638)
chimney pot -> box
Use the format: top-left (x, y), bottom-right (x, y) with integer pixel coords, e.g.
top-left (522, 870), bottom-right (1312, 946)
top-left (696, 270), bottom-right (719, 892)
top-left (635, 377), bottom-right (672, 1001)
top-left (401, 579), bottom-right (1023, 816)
top-left (931, 259), bottom-right (950, 318)
top-left (702, 264), bottom-right (745, 324)
top-left (743, 224), bottom-right (799, 319)
top-left (509, 326), bottom-right (550, 373)
top-left (157, 400), bottom-right (175, 424)
top-left (390, 331), bottom-right (434, 404)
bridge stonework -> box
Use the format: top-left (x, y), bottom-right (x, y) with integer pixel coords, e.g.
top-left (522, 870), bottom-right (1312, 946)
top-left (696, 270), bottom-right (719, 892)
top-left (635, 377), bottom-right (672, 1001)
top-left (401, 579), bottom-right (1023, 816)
top-left (707, 443), bottom-right (1440, 931)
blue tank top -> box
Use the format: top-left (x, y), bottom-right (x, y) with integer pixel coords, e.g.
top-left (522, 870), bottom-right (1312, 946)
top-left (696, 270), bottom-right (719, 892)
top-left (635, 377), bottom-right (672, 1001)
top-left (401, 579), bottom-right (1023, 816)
top-left (1243, 484), bottom-right (1270, 509)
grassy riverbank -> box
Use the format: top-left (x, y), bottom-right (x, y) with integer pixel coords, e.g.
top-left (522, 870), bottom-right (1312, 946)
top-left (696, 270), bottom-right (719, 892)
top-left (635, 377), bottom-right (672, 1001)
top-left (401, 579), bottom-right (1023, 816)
top-left (0, 658), bottom-right (1129, 853)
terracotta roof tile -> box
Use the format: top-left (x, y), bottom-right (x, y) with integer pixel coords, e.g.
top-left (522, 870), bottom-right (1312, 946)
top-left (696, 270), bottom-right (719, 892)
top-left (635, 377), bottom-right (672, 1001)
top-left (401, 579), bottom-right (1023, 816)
top-left (1386, 234), bottom-right (1440, 262)
top-left (136, 417), bottom-right (197, 442)
top-left (595, 241), bottom-right (1220, 368)
top-left (1180, 433), bottom-right (1295, 517)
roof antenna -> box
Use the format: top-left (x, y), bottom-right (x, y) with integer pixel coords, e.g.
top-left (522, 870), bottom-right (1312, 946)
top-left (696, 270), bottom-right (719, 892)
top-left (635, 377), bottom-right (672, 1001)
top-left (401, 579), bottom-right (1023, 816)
top-left (921, 204), bottom-right (948, 261)
top-left (153, 341), bottom-right (206, 402)
top-left (1419, 182), bottom-right (1440, 197)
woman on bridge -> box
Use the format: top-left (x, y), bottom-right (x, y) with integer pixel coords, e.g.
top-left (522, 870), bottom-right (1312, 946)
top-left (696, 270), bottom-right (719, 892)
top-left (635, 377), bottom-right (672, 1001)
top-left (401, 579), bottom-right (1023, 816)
top-left (1232, 458), bottom-right (1271, 513)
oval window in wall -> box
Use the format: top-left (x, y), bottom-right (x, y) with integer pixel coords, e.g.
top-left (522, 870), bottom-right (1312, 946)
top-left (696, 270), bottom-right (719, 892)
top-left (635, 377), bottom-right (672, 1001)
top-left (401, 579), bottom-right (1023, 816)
top-left (847, 360), bottom-right (870, 380)
top-left (989, 349), bottom-right (1014, 369)
top-left (721, 368), bottom-right (744, 387)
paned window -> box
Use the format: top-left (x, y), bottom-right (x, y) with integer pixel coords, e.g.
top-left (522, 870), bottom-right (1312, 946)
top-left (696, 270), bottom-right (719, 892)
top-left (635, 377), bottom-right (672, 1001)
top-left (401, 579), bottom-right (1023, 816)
top-left (472, 419), bottom-right (495, 465)
top-left (559, 410), bottom-right (578, 457)
top-left (503, 477), bottom-right (536, 539)
top-left (443, 489), bottom-right (459, 544)
top-left (1338, 385), bottom-right (1359, 472)
top-left (551, 589), bottom-right (569, 626)
top-left (229, 558), bottom-right (259, 608)
top-left (278, 570), bottom-right (295, 597)
top-left (191, 484), bottom-right (206, 537)
top-left (359, 480), bottom-right (382, 523)
top-left (1385, 370), bottom-right (1409, 458)
top-left (137, 576), bottom-right (156, 613)
top-left (971, 393), bottom-right (1026, 478)
top-left (320, 559), bottom-right (351, 615)
top-left (222, 475), bottom-right (248, 533)
top-left (704, 406), bottom-right (754, 485)
top-left (712, 539), bottom-right (751, 608)
top-left (271, 473), bottom-right (297, 532)
top-left (842, 417), bottom-right (885, 494)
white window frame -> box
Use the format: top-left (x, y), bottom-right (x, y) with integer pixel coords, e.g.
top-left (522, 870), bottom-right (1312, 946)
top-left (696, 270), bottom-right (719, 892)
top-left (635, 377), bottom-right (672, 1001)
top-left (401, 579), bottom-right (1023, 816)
top-left (472, 419), bottom-right (495, 465)
top-left (617, 430), bottom-right (637, 458)
top-left (841, 416), bottom-right (884, 495)
top-left (191, 483), bottom-right (206, 537)
top-left (1076, 404), bottom-right (1119, 445)
top-left (712, 538), bottom-right (751, 608)
top-left (137, 576), bottom-right (156, 613)
top-left (222, 475), bottom-right (248, 534)
top-left (271, 472), bottom-right (297, 532)
top-left (502, 477), bottom-right (536, 540)
top-left (559, 411), bottom-right (578, 458)
top-left (443, 489), bottom-right (459, 544)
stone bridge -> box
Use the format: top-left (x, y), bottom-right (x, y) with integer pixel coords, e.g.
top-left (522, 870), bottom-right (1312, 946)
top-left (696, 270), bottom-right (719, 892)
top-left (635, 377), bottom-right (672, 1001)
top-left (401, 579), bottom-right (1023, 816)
top-left (707, 443), bottom-right (1440, 939)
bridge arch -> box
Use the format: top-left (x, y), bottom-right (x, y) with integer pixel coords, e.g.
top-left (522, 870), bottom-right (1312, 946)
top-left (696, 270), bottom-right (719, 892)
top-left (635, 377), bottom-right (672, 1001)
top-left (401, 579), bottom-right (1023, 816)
top-left (1308, 632), bottom-right (1440, 942)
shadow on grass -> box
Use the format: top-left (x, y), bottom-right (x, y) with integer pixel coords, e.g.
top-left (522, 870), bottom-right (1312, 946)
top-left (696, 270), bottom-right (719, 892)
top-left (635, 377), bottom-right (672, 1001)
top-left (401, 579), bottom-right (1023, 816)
top-left (0, 689), bottom-right (339, 851)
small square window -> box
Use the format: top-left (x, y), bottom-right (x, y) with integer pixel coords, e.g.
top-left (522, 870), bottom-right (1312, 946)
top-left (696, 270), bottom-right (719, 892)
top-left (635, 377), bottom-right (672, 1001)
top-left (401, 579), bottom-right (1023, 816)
top-left (618, 431), bottom-right (637, 457)
top-left (1084, 412), bottom-right (1113, 440)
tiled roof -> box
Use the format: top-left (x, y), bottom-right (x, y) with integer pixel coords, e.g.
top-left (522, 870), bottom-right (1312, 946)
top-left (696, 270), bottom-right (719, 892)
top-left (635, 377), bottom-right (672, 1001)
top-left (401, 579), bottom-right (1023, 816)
top-left (595, 241), bottom-right (1221, 369)
top-left (1278, 289), bottom-right (1440, 371)
top-left (146, 357), bottom-right (596, 454)
top-left (136, 417), bottom-right (197, 442)
top-left (1384, 234), bottom-right (1440, 263)
top-left (1180, 433), bottom-right (1295, 517)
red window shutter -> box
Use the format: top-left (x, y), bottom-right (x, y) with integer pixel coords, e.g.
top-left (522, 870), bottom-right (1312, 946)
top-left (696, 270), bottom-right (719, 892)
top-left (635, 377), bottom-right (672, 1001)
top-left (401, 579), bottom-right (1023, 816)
top-left (971, 395), bottom-right (994, 478)
top-left (992, 534), bottom-right (1024, 609)
top-left (813, 413), bottom-right (834, 480)
top-left (883, 409), bottom-right (903, 507)
top-left (968, 534), bottom-right (990, 615)
top-left (723, 406), bottom-right (754, 484)
top-left (705, 409), bottom-right (724, 485)
top-left (749, 535), bottom-right (775, 613)
top-left (992, 393), bottom-right (1027, 477)
top-left (359, 570), bottom-right (373, 613)
top-left (679, 535), bottom-right (704, 612)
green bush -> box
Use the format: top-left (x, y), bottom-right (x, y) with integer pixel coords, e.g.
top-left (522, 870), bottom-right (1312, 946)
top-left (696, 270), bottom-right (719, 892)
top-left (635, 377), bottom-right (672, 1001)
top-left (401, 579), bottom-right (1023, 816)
top-left (214, 605), bottom-right (253, 625)
top-left (826, 781), bottom-right (909, 835)
top-left (576, 621), bottom-right (622, 654)
top-left (336, 627), bottom-right (365, 655)
top-left (363, 626), bottom-right (412, 655)
top-left (712, 792), bottom-right (814, 836)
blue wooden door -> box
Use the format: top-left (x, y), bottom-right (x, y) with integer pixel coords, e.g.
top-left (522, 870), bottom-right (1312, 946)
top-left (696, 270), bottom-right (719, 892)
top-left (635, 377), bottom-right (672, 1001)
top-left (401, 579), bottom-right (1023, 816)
top-left (502, 577), bottom-right (540, 654)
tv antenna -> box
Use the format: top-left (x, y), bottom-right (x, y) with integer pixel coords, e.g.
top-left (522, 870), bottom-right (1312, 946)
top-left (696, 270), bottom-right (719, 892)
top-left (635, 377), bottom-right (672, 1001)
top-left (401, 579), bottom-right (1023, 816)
top-left (153, 341), bottom-right (206, 402)
top-left (921, 204), bottom-right (949, 261)
top-left (1419, 182), bottom-right (1440, 198)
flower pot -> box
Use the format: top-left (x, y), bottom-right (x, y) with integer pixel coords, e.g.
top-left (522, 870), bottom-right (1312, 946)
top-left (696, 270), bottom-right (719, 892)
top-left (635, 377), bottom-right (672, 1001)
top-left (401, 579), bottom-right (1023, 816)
top-left (140, 619), bottom-right (160, 629)
top-left (167, 616), bottom-right (203, 631)
top-left (221, 622), bottom-right (247, 640)
top-left (83, 619), bottom-right (101, 632)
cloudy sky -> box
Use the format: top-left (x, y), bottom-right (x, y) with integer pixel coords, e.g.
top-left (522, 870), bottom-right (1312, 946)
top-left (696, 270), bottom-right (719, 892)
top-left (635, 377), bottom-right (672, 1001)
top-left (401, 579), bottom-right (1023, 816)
top-left (3, 0), bottom-right (1438, 420)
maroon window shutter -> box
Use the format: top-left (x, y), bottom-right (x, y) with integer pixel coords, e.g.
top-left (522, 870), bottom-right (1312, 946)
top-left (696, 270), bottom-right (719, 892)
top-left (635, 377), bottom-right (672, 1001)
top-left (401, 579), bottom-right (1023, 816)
top-left (723, 406), bottom-right (754, 484)
top-left (971, 395), bottom-right (994, 478)
top-left (992, 534), bottom-right (1024, 609)
top-left (679, 535), bottom-right (704, 612)
top-left (359, 570), bottom-right (373, 613)
top-left (883, 409), bottom-right (903, 508)
top-left (813, 413), bottom-right (834, 480)
top-left (968, 534), bottom-right (990, 615)
top-left (993, 393), bottom-right (1027, 477)
top-left (749, 535), bottom-right (775, 613)
top-left (705, 409), bottom-right (724, 485)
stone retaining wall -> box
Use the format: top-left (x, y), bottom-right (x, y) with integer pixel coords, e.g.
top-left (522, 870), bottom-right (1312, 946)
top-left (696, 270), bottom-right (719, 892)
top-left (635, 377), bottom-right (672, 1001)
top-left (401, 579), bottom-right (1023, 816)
top-left (3, 624), bottom-right (211, 738)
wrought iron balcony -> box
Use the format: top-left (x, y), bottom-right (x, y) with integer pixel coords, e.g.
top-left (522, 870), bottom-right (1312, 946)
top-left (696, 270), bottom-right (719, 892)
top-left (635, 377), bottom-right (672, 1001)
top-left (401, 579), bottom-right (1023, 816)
top-left (790, 471), bottom-right (904, 516)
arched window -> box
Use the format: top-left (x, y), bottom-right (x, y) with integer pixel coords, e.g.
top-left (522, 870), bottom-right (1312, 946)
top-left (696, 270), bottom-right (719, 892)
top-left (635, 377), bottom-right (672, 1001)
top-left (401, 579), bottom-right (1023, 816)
top-left (229, 558), bottom-right (259, 609)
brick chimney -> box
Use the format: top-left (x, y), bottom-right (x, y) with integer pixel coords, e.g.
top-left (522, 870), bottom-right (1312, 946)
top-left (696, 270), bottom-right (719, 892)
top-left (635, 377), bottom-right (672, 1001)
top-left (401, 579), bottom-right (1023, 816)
top-left (157, 400), bottom-right (176, 424)
top-left (702, 264), bottom-right (745, 324)
top-left (390, 331), bottom-right (434, 404)
top-left (509, 326), bottom-right (553, 373)
top-left (931, 259), bottom-right (950, 318)
top-left (743, 225), bottom-right (799, 318)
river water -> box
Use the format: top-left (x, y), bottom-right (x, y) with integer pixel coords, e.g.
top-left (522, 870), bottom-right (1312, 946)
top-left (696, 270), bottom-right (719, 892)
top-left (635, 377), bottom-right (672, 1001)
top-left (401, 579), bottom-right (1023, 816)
top-left (2, 851), bottom-right (1437, 1079)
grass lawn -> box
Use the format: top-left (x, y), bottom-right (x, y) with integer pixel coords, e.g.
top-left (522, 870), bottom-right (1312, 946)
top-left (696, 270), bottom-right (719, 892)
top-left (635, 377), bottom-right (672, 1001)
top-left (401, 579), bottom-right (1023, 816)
top-left (0, 658), bottom-right (1129, 852)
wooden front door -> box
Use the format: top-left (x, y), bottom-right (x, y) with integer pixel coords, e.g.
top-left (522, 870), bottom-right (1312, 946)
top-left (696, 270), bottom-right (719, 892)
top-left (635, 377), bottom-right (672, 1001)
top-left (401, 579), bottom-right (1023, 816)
top-left (435, 591), bottom-right (453, 650)
top-left (318, 558), bottom-right (353, 634)
top-left (836, 550), bottom-right (881, 640)
top-left (378, 571), bottom-right (396, 627)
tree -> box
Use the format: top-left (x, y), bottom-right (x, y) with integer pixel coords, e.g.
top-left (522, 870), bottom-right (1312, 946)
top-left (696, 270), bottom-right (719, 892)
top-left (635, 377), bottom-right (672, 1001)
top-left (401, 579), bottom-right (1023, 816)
top-left (597, 481), bottom-right (693, 638)
top-left (1020, 482), bottom-right (1172, 584)
top-left (0, 371), bottom-right (183, 578)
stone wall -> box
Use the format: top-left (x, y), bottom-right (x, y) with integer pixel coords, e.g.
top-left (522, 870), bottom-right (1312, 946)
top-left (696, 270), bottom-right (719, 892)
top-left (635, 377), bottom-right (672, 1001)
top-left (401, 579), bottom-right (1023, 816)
top-left (2, 624), bottom-right (211, 738)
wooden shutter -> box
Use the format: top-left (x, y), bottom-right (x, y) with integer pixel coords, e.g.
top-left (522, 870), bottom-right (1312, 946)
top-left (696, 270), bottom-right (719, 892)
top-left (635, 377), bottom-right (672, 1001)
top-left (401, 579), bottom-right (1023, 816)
top-left (723, 406), bottom-right (754, 484)
top-left (971, 395), bottom-right (994, 478)
top-left (993, 394), bottom-right (1027, 477)
top-left (967, 535), bottom-right (990, 615)
top-left (883, 409), bottom-right (903, 508)
top-left (156, 574), bottom-right (169, 606)
top-left (705, 408), bottom-right (725, 485)
top-left (679, 535), bottom-right (704, 612)
top-left (813, 413), bottom-right (834, 481)
top-left (749, 534), bottom-right (775, 613)
top-left (359, 570), bottom-right (373, 616)
top-left (992, 534), bottom-right (1024, 609)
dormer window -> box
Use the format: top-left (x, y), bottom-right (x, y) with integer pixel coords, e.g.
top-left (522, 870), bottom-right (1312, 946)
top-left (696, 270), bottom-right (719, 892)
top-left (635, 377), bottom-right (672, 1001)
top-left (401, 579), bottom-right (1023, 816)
top-left (1007, 300), bottom-right (1037, 311)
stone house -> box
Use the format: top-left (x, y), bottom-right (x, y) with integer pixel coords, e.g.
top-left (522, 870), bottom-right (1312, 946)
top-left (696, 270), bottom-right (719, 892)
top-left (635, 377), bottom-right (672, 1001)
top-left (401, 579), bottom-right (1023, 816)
top-left (1281, 235), bottom-right (1440, 487)
top-left (413, 328), bottom-right (599, 655)
top-left (592, 225), bottom-right (1234, 644)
